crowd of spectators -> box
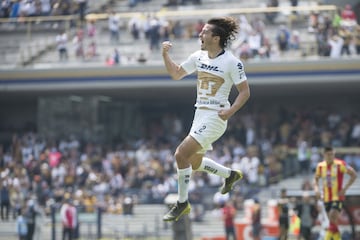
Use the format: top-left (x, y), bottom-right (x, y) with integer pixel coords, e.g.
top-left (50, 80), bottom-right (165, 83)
top-left (310, 4), bottom-right (360, 58)
top-left (0, 0), bottom-right (88, 20)
top-left (232, 4), bottom-right (360, 60)
top-left (63, 4), bottom-right (360, 64)
top-left (1, 104), bottom-right (360, 223)
top-left (1, 1), bottom-right (360, 65)
top-left (120, 2), bottom-right (360, 60)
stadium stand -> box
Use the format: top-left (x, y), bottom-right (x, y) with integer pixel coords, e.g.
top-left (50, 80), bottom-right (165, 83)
top-left (0, 0), bottom-right (360, 239)
top-left (1, 0), bottom-right (352, 68)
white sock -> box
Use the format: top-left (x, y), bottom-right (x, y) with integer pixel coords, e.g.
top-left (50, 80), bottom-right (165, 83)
top-left (177, 167), bottom-right (192, 203)
top-left (196, 157), bottom-right (231, 178)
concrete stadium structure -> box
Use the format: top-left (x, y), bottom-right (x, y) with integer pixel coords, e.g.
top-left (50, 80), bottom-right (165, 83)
top-left (1, 57), bottom-right (360, 142)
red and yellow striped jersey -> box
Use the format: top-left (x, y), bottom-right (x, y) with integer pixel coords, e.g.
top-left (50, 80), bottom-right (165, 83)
top-left (315, 159), bottom-right (348, 202)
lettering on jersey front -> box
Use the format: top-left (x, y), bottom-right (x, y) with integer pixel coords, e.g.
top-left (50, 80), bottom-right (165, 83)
top-left (199, 63), bottom-right (222, 72)
top-left (197, 72), bottom-right (224, 97)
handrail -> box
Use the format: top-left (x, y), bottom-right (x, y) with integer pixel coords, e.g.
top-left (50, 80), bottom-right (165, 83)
top-left (0, 14), bottom-right (77, 23)
top-left (288, 147), bottom-right (360, 155)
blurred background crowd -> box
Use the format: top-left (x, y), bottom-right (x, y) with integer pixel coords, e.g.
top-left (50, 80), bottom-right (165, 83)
top-left (0, 1), bottom-right (360, 239)
top-left (1, 103), bottom-right (359, 222)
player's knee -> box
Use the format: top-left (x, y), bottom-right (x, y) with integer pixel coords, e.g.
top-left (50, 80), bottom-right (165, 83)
top-left (174, 148), bottom-right (186, 163)
top-left (329, 209), bottom-right (340, 222)
top-left (190, 157), bottom-right (202, 170)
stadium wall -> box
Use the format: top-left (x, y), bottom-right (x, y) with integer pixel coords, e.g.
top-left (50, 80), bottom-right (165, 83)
top-left (1, 58), bottom-right (360, 144)
top-left (0, 58), bottom-right (360, 94)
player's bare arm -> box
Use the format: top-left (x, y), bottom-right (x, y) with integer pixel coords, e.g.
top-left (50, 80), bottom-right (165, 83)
top-left (313, 175), bottom-right (321, 200)
top-left (218, 80), bottom-right (250, 121)
top-left (339, 166), bottom-right (357, 196)
top-left (162, 41), bottom-right (188, 80)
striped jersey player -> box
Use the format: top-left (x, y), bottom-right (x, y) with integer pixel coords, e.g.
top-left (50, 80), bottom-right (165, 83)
top-left (314, 146), bottom-right (357, 240)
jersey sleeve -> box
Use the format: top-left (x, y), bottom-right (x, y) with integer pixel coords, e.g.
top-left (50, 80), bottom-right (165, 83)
top-left (230, 58), bottom-right (247, 85)
top-left (180, 51), bottom-right (199, 74)
top-left (339, 160), bottom-right (349, 173)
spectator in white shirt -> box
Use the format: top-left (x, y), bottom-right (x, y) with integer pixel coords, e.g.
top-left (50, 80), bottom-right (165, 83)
top-left (328, 34), bottom-right (344, 58)
top-left (239, 146), bottom-right (260, 187)
top-left (247, 30), bottom-right (262, 58)
top-left (108, 11), bottom-right (120, 44)
top-left (56, 31), bottom-right (68, 61)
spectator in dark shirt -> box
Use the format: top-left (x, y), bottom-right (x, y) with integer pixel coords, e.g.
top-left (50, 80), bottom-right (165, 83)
top-left (0, 180), bottom-right (10, 221)
top-left (222, 200), bottom-right (237, 240)
top-left (295, 191), bottom-right (318, 240)
top-left (252, 198), bottom-right (262, 240)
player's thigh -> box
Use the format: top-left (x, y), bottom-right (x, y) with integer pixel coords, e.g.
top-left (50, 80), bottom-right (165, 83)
top-left (328, 208), bottom-right (341, 222)
top-left (328, 201), bottom-right (342, 221)
top-left (176, 135), bottom-right (203, 160)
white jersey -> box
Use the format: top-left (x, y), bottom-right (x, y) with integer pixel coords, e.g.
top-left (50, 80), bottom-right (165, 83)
top-left (181, 50), bottom-right (247, 111)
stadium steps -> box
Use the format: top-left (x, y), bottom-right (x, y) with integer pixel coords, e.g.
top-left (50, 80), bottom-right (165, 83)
top-left (101, 204), bottom-right (170, 238)
top-left (0, 33), bottom-right (56, 67)
top-left (113, 0), bottom-right (168, 13)
top-left (112, 0), bottom-right (263, 13)
top-left (0, 204), bottom-right (225, 240)
top-left (89, 204), bottom-right (226, 239)
top-left (9, 0), bottom-right (318, 67)
top-left (0, 219), bottom-right (17, 240)
top-left (87, 0), bottom-right (113, 13)
top-left (111, 0), bottom-right (318, 15)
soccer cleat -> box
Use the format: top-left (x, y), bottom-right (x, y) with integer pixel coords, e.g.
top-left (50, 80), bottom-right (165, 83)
top-left (220, 170), bottom-right (243, 194)
top-left (163, 201), bottom-right (191, 222)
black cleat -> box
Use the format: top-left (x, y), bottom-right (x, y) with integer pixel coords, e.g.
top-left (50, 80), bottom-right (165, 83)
top-left (220, 170), bottom-right (243, 194)
top-left (163, 201), bottom-right (191, 222)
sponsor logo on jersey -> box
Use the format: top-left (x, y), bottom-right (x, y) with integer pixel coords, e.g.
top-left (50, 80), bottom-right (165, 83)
top-left (196, 99), bottom-right (221, 105)
top-left (199, 63), bottom-right (222, 72)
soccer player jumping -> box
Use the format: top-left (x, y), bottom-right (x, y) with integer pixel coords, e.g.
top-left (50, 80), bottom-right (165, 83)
top-left (161, 16), bottom-right (250, 222)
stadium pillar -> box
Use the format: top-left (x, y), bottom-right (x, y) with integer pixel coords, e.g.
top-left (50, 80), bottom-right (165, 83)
top-left (51, 204), bottom-right (56, 240)
top-left (97, 207), bottom-right (102, 239)
top-left (172, 215), bottom-right (192, 240)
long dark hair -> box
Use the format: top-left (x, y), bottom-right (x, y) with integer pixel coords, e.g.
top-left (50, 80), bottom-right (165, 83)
top-left (207, 17), bottom-right (239, 48)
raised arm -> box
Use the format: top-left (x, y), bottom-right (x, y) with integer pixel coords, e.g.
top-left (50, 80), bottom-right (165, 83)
top-left (162, 41), bottom-right (188, 80)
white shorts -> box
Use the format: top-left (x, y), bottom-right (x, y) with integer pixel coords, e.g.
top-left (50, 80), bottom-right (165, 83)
top-left (189, 108), bottom-right (227, 154)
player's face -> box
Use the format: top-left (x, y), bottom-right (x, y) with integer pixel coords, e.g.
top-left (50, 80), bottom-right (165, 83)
top-left (199, 24), bottom-right (216, 50)
top-left (324, 150), bottom-right (335, 164)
